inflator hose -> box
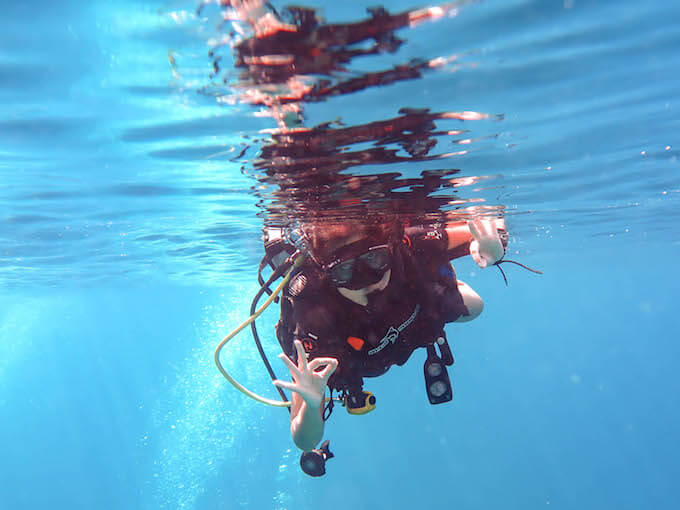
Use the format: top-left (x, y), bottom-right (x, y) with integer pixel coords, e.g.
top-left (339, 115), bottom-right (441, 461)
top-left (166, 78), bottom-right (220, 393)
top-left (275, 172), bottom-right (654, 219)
top-left (214, 255), bottom-right (303, 407)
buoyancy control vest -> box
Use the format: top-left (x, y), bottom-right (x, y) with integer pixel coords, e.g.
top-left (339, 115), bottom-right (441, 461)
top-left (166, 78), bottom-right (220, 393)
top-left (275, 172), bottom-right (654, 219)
top-left (274, 229), bottom-right (468, 396)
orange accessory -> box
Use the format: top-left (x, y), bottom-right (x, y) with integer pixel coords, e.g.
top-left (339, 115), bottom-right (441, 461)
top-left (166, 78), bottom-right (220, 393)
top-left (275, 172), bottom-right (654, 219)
top-left (346, 336), bottom-right (365, 351)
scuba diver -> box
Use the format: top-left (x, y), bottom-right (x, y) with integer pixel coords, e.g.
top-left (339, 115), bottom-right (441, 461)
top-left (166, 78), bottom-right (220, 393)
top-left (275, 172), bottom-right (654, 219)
top-left (208, 0), bottom-right (542, 477)
top-left (269, 215), bottom-right (508, 472)
top-left (214, 214), bottom-right (537, 477)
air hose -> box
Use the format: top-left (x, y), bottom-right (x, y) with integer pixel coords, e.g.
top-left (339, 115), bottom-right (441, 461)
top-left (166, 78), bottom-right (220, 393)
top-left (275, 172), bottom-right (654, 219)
top-left (214, 254), bottom-right (304, 407)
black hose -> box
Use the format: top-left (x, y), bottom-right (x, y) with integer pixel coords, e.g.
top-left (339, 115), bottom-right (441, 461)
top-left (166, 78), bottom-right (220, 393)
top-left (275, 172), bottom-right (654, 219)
top-left (257, 256), bottom-right (275, 297)
top-left (251, 256), bottom-right (293, 407)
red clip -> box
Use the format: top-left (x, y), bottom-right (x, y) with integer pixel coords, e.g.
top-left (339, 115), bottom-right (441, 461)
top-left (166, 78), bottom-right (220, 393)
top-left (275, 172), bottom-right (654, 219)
top-left (347, 336), bottom-right (365, 351)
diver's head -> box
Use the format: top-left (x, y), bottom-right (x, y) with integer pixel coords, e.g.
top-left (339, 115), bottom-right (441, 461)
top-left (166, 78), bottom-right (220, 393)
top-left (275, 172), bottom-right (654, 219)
top-left (304, 220), bottom-right (397, 293)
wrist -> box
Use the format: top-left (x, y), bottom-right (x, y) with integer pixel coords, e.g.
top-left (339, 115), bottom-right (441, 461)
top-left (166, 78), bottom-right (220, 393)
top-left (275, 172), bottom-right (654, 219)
top-left (301, 393), bottom-right (323, 411)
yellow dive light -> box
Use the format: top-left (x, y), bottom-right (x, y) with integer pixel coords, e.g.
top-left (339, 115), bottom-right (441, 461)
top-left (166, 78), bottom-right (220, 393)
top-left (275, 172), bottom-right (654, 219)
top-left (345, 391), bottom-right (376, 415)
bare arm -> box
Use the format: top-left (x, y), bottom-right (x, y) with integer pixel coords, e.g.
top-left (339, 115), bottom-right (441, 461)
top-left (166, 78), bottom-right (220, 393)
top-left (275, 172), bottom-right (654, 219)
top-left (444, 221), bottom-right (475, 252)
top-left (289, 391), bottom-right (325, 451)
top-left (273, 340), bottom-right (338, 452)
top-left (445, 217), bottom-right (506, 251)
top-left (441, 218), bottom-right (506, 322)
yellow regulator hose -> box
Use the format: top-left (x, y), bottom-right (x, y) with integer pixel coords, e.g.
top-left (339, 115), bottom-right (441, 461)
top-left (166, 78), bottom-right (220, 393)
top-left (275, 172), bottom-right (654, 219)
top-left (214, 256), bottom-right (304, 407)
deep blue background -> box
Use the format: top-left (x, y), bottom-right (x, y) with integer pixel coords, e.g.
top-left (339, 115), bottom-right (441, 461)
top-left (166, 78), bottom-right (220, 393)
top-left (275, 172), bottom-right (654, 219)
top-left (1, 0), bottom-right (679, 508)
top-left (2, 243), bottom-right (679, 509)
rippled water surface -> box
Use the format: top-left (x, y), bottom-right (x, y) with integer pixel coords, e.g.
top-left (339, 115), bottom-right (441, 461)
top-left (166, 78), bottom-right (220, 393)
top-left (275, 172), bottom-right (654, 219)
top-left (1, 1), bottom-right (679, 509)
top-left (2, 0), bottom-right (678, 286)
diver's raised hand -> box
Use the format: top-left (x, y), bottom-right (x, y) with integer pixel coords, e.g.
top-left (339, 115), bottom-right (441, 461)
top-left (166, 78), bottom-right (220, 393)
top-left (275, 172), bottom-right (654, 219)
top-left (273, 340), bottom-right (338, 410)
top-left (468, 218), bottom-right (505, 268)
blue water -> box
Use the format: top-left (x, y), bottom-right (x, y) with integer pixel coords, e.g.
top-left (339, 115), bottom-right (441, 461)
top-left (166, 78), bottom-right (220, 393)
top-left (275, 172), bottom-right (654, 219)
top-left (2, 1), bottom-right (679, 509)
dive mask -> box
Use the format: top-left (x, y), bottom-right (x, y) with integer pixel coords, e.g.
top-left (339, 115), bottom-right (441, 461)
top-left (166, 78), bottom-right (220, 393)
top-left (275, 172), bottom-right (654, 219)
top-left (321, 240), bottom-right (392, 290)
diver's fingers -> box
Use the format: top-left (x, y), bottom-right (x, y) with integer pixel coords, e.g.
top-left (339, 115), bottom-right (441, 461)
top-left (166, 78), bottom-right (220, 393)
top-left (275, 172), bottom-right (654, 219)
top-left (307, 357), bottom-right (332, 370)
top-left (308, 357), bottom-right (338, 381)
top-left (468, 219), bottom-right (483, 241)
top-left (469, 239), bottom-right (487, 268)
top-left (278, 352), bottom-right (301, 378)
top-left (308, 357), bottom-right (338, 375)
top-left (294, 340), bottom-right (309, 371)
top-left (317, 358), bottom-right (338, 382)
top-left (471, 218), bottom-right (497, 239)
top-left (485, 219), bottom-right (500, 238)
top-left (272, 379), bottom-right (297, 392)
top-left (478, 218), bottom-right (494, 237)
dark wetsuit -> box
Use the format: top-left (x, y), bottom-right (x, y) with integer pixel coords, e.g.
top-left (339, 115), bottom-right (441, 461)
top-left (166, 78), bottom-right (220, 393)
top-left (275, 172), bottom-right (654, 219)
top-left (275, 225), bottom-right (470, 394)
